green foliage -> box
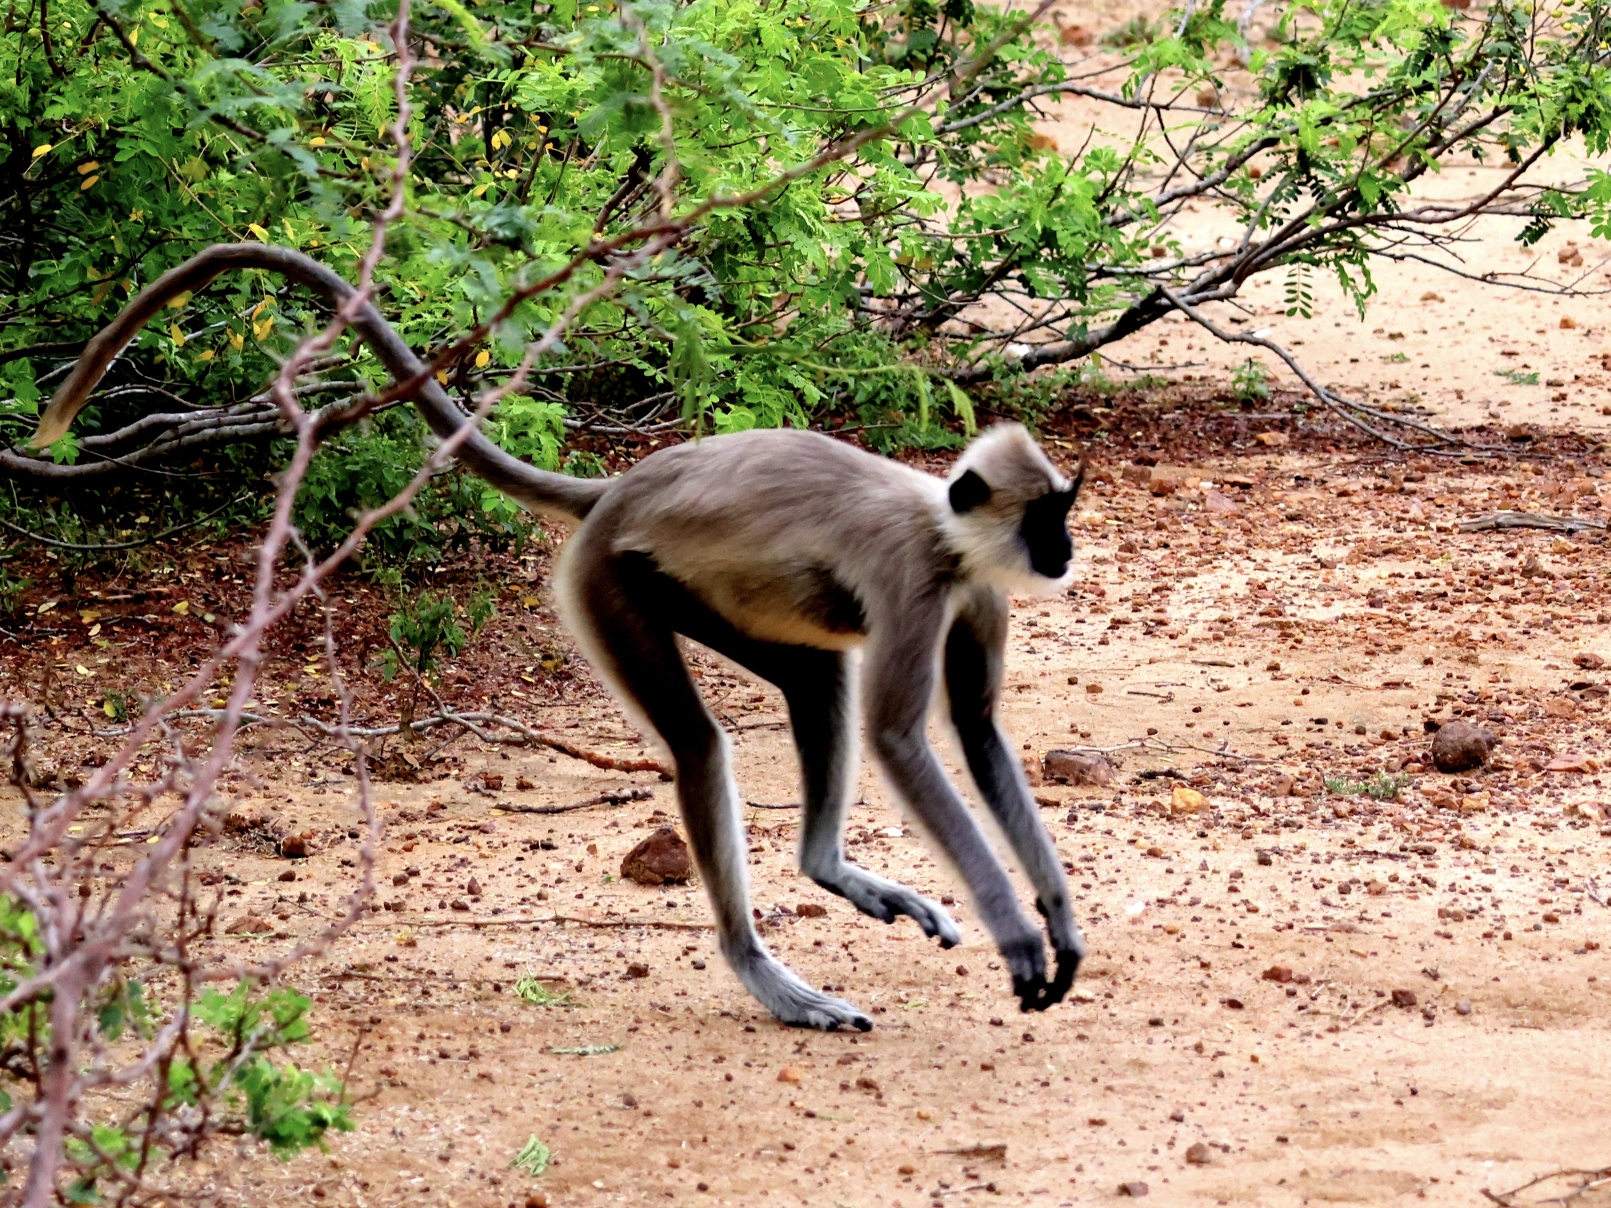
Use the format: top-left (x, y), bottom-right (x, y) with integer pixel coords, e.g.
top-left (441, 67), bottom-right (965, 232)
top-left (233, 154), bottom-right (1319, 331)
top-left (377, 586), bottom-right (495, 681)
top-left (0, 900), bottom-right (350, 1195)
top-left (3, 0), bottom-right (1608, 546)
top-left (1231, 358), bottom-right (1271, 403)
top-left (1324, 771), bottom-right (1412, 800)
top-left (509, 1134), bottom-right (553, 1177)
top-left (1494, 368), bottom-right (1541, 386)
top-left (514, 976), bottom-right (575, 1008)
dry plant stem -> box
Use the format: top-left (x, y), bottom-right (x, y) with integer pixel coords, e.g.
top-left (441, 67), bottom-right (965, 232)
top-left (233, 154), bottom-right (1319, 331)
top-left (358, 914), bottom-right (715, 932)
top-left (494, 788), bottom-right (655, 815)
top-left (0, 4), bottom-right (421, 1196)
top-left (1158, 286), bottom-right (1474, 452)
top-left (133, 707), bottom-right (672, 776)
top-left (1458, 512), bottom-right (1608, 534)
top-left (1481, 1165), bottom-right (1611, 1207)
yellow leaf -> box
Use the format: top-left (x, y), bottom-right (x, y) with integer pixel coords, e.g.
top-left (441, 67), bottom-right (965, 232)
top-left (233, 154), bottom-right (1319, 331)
top-left (435, 370), bottom-right (450, 384)
top-left (474, 349), bottom-right (490, 368)
top-left (166, 290), bottom-right (192, 310)
top-left (309, 136), bottom-right (327, 147)
top-left (77, 160), bottom-right (99, 175)
top-left (80, 175), bottom-right (99, 191)
top-left (229, 331), bottom-right (244, 352)
top-left (197, 348), bottom-right (215, 361)
top-left (78, 609), bottom-right (100, 624)
top-left (128, 26), bottom-right (138, 44)
top-left (168, 323), bottom-right (186, 346)
top-left (103, 699), bottom-right (117, 718)
top-left (471, 183), bottom-right (491, 198)
top-left (32, 143), bottom-right (53, 158)
top-left (36, 601), bottom-right (57, 614)
top-left (172, 600), bottom-right (190, 615)
top-left (75, 665), bottom-right (93, 677)
top-left (253, 317), bottom-right (274, 341)
top-left (128, 209), bottom-right (143, 222)
top-left (88, 623), bottom-right (101, 637)
top-left (247, 222), bottom-right (269, 241)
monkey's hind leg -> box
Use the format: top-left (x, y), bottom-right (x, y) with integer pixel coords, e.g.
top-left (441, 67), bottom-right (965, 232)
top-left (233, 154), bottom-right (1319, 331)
top-left (569, 558), bottom-right (871, 1032)
top-left (772, 649), bottom-right (961, 947)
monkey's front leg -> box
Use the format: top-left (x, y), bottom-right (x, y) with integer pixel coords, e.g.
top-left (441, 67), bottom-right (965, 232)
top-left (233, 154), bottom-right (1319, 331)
top-left (946, 591), bottom-right (1085, 1010)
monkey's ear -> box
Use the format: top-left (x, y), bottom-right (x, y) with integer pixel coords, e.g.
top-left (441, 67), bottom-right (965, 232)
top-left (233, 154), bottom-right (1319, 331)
top-left (949, 469), bottom-right (993, 514)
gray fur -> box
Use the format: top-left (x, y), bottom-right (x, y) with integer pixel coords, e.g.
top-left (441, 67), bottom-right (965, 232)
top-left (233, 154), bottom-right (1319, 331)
top-left (554, 425), bottom-right (1085, 1028)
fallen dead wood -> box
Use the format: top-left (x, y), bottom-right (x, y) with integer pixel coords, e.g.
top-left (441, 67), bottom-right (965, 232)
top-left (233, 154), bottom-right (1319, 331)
top-left (101, 706), bottom-right (673, 777)
top-left (1481, 1164), bottom-right (1611, 1206)
top-left (357, 913), bottom-right (714, 931)
top-left (495, 787), bottom-right (654, 815)
top-left (1458, 511), bottom-right (1608, 534)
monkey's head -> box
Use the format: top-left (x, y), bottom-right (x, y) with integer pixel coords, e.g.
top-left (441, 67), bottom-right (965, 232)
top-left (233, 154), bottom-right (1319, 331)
top-left (944, 424), bottom-right (1082, 592)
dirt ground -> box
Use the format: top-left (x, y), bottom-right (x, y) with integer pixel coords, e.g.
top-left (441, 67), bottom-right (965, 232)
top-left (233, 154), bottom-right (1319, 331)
top-left (7, 411), bottom-right (1611, 1208)
top-left (5, 7), bottom-right (1611, 1207)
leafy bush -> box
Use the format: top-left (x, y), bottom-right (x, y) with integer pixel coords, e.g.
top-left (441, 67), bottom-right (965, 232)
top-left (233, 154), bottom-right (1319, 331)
top-left (0, 897), bottom-right (351, 1195)
top-left (4, 0), bottom-right (1608, 535)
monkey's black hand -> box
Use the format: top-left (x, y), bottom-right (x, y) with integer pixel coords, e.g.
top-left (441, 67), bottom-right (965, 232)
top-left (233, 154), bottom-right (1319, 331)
top-left (1013, 945), bottom-right (1082, 1012)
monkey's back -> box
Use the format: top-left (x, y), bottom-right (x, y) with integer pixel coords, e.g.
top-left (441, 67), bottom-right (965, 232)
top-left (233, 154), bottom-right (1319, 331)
top-left (567, 429), bottom-right (958, 649)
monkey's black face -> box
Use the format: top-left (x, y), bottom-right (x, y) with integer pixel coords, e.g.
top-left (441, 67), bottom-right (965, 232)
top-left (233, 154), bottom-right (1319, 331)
top-left (1019, 488), bottom-right (1076, 578)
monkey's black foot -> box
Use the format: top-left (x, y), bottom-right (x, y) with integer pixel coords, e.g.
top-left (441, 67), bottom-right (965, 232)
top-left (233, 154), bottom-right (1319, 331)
top-left (808, 866), bottom-right (962, 947)
top-left (731, 949), bottom-right (873, 1031)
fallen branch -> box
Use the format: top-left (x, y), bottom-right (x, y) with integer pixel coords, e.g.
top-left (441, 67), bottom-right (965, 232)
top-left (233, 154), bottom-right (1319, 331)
top-left (495, 787), bottom-right (654, 815)
top-left (106, 706), bottom-right (673, 777)
top-left (1481, 1164), bottom-right (1611, 1207)
top-left (1458, 511), bottom-right (1608, 534)
top-left (360, 913), bottom-right (713, 931)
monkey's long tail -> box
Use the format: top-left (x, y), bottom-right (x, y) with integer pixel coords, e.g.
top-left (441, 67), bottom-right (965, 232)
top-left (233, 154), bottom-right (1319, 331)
top-left (30, 243), bottom-right (612, 522)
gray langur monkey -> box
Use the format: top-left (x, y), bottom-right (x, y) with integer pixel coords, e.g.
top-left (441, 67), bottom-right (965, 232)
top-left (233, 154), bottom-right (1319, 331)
top-left (34, 244), bottom-right (1087, 1031)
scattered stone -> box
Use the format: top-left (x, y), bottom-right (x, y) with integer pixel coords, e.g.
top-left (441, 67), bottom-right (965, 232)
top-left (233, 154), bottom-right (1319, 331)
top-left (1270, 773), bottom-right (1297, 797)
top-left (1185, 1142), bottom-right (1212, 1165)
top-left (1573, 652), bottom-right (1605, 670)
top-left (277, 870), bottom-right (296, 883)
top-left (621, 827), bottom-right (692, 885)
top-left (1456, 1000), bottom-right (1473, 1016)
top-left (1254, 431), bottom-right (1289, 447)
top-left (1391, 989), bottom-right (1417, 1009)
top-left (796, 903), bottom-right (827, 918)
top-left (1262, 965), bottom-right (1293, 983)
top-left (482, 774), bottom-right (504, 791)
top-left (1119, 1180), bottom-right (1150, 1197)
top-left (626, 962), bottom-right (650, 978)
top-left (1043, 750), bottom-right (1117, 787)
top-left (777, 1067), bottom-right (802, 1084)
top-left (280, 834), bottom-right (309, 859)
top-left (466, 876), bottom-right (481, 897)
top-left (1085, 682), bottom-right (1105, 695)
top-left (450, 898), bottom-right (470, 911)
top-left (1543, 912), bottom-right (1561, 924)
top-left (1430, 720), bottom-right (1496, 773)
top-left (226, 913), bottom-right (273, 935)
top-left (1170, 786), bottom-right (1207, 815)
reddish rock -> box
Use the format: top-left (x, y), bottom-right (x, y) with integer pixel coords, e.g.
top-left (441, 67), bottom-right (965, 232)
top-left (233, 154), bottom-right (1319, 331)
top-left (1429, 720), bottom-right (1496, 773)
top-left (621, 827), bottom-right (692, 885)
top-left (1042, 749), bottom-right (1117, 787)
